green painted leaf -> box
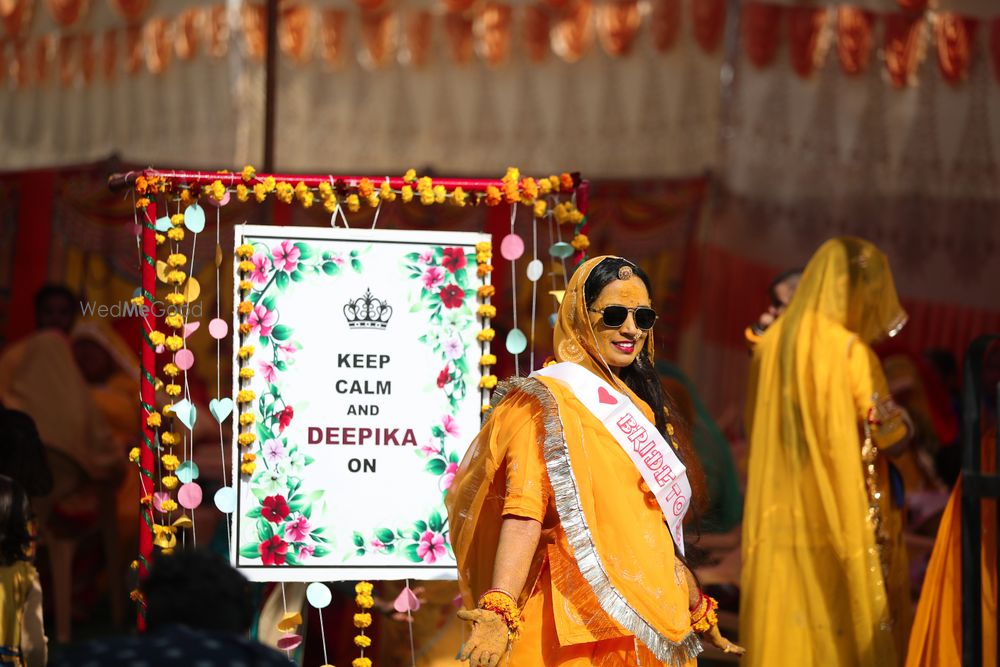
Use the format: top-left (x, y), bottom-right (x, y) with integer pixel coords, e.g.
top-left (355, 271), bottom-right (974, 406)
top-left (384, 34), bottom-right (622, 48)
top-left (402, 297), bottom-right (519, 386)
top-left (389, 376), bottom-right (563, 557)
top-left (262, 295), bottom-right (277, 311)
top-left (294, 242), bottom-right (314, 259)
top-left (257, 520), bottom-right (274, 542)
top-left (356, 548), bottom-right (366, 557)
top-left (434, 247), bottom-right (444, 257)
top-left (239, 543), bottom-right (260, 559)
top-left (322, 261), bottom-right (340, 276)
top-left (304, 456), bottom-right (315, 465)
top-left (350, 250), bottom-right (358, 258)
top-left (247, 506), bottom-right (262, 519)
top-left (249, 291), bottom-right (262, 304)
top-left (405, 252), bottom-right (420, 261)
top-left (425, 458), bottom-right (447, 475)
top-left (313, 546), bottom-right (330, 558)
top-left (405, 543), bottom-right (422, 562)
top-left (285, 551), bottom-right (300, 566)
top-left (303, 505), bottom-right (312, 519)
top-left (376, 528), bottom-right (395, 543)
top-left (276, 271), bottom-right (289, 291)
top-left (290, 269), bottom-right (305, 282)
top-left (455, 270), bottom-right (468, 288)
top-left (448, 451), bottom-right (459, 463)
top-left (353, 531), bottom-right (365, 547)
top-left (259, 335), bottom-right (270, 347)
top-left (415, 520), bottom-right (427, 532)
top-left (429, 510), bottom-right (444, 532)
top-left (430, 426), bottom-right (444, 438)
top-left (351, 258), bottom-right (362, 273)
top-left (275, 360), bottom-right (287, 371)
top-left (385, 544), bottom-right (395, 554)
top-left (271, 325), bottom-right (293, 341)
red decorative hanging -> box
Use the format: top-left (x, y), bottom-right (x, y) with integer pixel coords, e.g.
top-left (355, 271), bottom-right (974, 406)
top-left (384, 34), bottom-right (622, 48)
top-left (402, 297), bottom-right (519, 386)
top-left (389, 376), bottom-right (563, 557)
top-left (837, 6), bottom-right (874, 76)
top-left (596, 0), bottom-right (640, 58)
top-left (57, 33), bottom-right (75, 85)
top-left (2, 0), bottom-right (33, 39)
top-left (46, 0), bottom-right (88, 27)
top-left (280, 3), bottom-right (313, 64)
top-left (742, 2), bottom-right (782, 69)
top-left (102, 28), bottom-right (117, 80)
top-left (936, 13), bottom-right (977, 86)
top-left (550, 0), bottom-right (592, 64)
top-left (80, 31), bottom-right (94, 83)
top-left (320, 8), bottom-right (346, 67)
top-left (883, 11), bottom-right (924, 88)
top-left (476, 2), bottom-right (512, 67)
top-left (691, 0), bottom-right (725, 54)
top-left (174, 7), bottom-right (199, 61)
top-left (522, 4), bottom-right (549, 63)
top-left (108, 0), bottom-right (148, 23)
top-left (991, 19), bottom-right (1000, 87)
top-left (241, 3), bottom-right (266, 62)
top-left (403, 9), bottom-right (432, 68)
top-left (144, 16), bottom-right (170, 74)
top-left (444, 12), bottom-right (474, 64)
top-left (789, 6), bottom-right (826, 78)
top-left (650, 0), bottom-right (680, 54)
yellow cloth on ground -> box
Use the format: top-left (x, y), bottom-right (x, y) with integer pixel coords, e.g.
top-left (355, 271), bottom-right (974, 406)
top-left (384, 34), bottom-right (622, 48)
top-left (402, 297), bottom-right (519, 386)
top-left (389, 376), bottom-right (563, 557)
top-left (741, 237), bottom-right (911, 667)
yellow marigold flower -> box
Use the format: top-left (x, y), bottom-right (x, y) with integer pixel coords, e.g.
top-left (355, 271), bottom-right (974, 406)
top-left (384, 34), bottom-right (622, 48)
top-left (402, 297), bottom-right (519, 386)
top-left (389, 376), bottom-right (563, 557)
top-left (353, 657), bottom-right (372, 667)
top-left (318, 181), bottom-right (333, 198)
top-left (165, 384), bottom-right (182, 397)
top-left (239, 367), bottom-right (255, 379)
top-left (301, 191), bottom-right (314, 208)
top-left (136, 197), bottom-right (151, 209)
top-left (162, 403), bottom-right (175, 417)
top-left (155, 233), bottom-right (166, 245)
top-left (262, 175), bottom-right (276, 192)
top-left (242, 453), bottom-right (256, 463)
top-left (167, 270), bottom-right (186, 285)
top-left (130, 589), bottom-right (145, 603)
top-left (160, 432), bottom-right (179, 446)
top-left (476, 250), bottom-right (492, 264)
top-left (353, 613), bottom-right (372, 629)
top-left (164, 293), bottom-right (186, 306)
top-left (403, 168), bottom-right (416, 182)
top-left (130, 559), bottom-right (140, 570)
top-left (476, 328), bottom-right (496, 342)
top-left (129, 447), bottom-right (141, 463)
top-left (533, 200), bottom-right (547, 218)
top-left (237, 301), bottom-right (253, 315)
top-left (140, 494), bottom-right (153, 506)
top-left (416, 176), bottom-right (432, 192)
top-left (237, 389), bottom-right (256, 404)
top-left (476, 241), bottom-right (492, 253)
top-left (163, 363), bottom-right (179, 377)
top-left (548, 175), bottom-right (560, 192)
top-left (146, 412), bottom-right (162, 428)
top-left (135, 175), bottom-right (149, 194)
top-left (481, 404), bottom-right (492, 414)
top-left (502, 182), bottom-right (520, 204)
top-left (433, 184), bottom-right (447, 204)
top-left (502, 167), bottom-right (519, 184)
top-left (452, 186), bottom-right (467, 206)
top-left (164, 313), bottom-right (184, 329)
top-left (165, 335), bottom-right (183, 352)
top-left (358, 177), bottom-right (375, 198)
top-left (239, 323), bottom-right (252, 335)
top-left (172, 212), bottom-right (187, 229)
top-left (162, 475), bottom-right (179, 490)
top-left (355, 582), bottom-right (374, 595)
top-left (275, 182), bottom-right (294, 204)
top-left (380, 181), bottom-right (396, 201)
top-left (479, 375), bottom-right (498, 389)
top-left (294, 181), bottom-right (309, 200)
top-left (485, 185), bottom-right (502, 206)
top-left (180, 189), bottom-right (192, 204)
top-left (346, 194), bottom-right (360, 212)
top-left (236, 184), bottom-right (249, 201)
top-left (477, 264), bottom-right (494, 278)
top-left (240, 462), bottom-right (256, 476)
top-left (210, 180), bottom-right (226, 201)
top-left (238, 432), bottom-right (256, 446)
top-left (239, 280), bottom-right (253, 292)
top-left (161, 454), bottom-right (180, 471)
top-left (323, 197), bottom-right (337, 214)
top-left (239, 412), bottom-right (255, 425)
top-left (477, 284), bottom-right (496, 299)
top-left (477, 304), bottom-right (497, 318)
top-left (479, 354), bottom-right (497, 366)
top-left (242, 165), bottom-right (256, 182)
top-left (149, 331), bottom-right (166, 346)
top-left (571, 233), bottom-right (590, 251)
top-left (167, 228), bottom-right (185, 241)
top-left (253, 183), bottom-right (267, 202)
top-left (538, 178), bottom-right (552, 194)
top-left (236, 244), bottom-right (254, 258)
top-left (238, 346), bottom-right (254, 359)
top-left (401, 185), bottom-right (413, 203)
top-left (160, 499), bottom-right (178, 513)
top-left (355, 593), bottom-right (375, 609)
top-left (238, 260), bottom-right (255, 273)
top-left (570, 208), bottom-right (585, 224)
top-left (419, 188), bottom-right (435, 206)
top-left (560, 172), bottom-right (574, 190)
top-left (520, 177), bottom-right (539, 202)
top-left (354, 634), bottom-right (372, 648)
top-left (131, 296), bottom-right (145, 307)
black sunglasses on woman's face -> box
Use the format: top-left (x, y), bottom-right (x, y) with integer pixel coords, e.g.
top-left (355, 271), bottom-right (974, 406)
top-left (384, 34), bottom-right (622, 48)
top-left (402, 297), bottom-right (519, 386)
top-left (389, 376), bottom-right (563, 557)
top-left (588, 305), bottom-right (657, 330)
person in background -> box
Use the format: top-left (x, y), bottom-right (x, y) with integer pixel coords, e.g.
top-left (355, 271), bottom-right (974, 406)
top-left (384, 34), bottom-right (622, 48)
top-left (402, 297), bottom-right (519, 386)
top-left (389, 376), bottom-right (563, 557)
top-left (54, 549), bottom-right (291, 666)
top-left (741, 238), bottom-right (914, 666)
top-left (744, 268), bottom-right (802, 346)
top-left (0, 475), bottom-right (47, 667)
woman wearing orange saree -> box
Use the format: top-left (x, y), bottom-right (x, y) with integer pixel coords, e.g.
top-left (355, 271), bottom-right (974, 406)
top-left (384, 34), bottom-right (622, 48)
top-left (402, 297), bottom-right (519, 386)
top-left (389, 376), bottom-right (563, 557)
top-left (741, 237), bottom-right (914, 666)
top-left (447, 256), bottom-right (743, 666)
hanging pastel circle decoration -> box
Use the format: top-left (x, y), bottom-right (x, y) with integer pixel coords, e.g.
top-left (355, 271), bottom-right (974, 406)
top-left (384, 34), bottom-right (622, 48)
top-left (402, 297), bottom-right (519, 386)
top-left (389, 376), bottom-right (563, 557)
top-left (500, 233), bottom-right (525, 261)
top-left (506, 328), bottom-right (527, 354)
top-left (176, 460), bottom-right (200, 484)
top-left (184, 202), bottom-right (206, 233)
top-left (526, 259), bottom-right (544, 282)
top-left (306, 582), bottom-right (333, 609)
top-left (175, 349), bottom-right (195, 371)
top-left (178, 482), bottom-right (203, 509)
top-left (214, 486), bottom-right (237, 513)
top-left (208, 318), bottom-right (228, 339)
top-left (549, 242), bottom-right (574, 259)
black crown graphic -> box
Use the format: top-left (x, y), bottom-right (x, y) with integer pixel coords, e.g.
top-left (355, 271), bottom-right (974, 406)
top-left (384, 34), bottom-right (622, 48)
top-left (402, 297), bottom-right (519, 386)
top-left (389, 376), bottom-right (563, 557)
top-left (344, 288), bottom-right (393, 330)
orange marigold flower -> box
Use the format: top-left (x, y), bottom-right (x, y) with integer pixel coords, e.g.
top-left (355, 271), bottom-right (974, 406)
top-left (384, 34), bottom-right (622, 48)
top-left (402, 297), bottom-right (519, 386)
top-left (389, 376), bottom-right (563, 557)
top-left (485, 186), bottom-right (502, 206)
top-left (358, 178), bottom-right (375, 198)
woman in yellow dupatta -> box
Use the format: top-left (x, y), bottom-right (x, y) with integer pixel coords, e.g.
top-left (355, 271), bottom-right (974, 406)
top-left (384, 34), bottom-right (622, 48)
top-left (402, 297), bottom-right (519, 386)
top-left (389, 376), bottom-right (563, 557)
top-left (447, 256), bottom-right (742, 667)
top-left (741, 237), bottom-right (913, 667)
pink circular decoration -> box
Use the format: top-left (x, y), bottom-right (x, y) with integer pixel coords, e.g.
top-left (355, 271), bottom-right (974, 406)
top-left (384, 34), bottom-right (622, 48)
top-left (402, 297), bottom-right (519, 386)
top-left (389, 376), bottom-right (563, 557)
top-left (206, 191), bottom-right (231, 207)
top-left (155, 344), bottom-right (165, 354)
top-left (178, 482), bottom-right (203, 509)
top-left (175, 349), bottom-right (195, 370)
top-left (276, 634), bottom-right (303, 651)
top-left (208, 318), bottom-right (229, 339)
top-left (500, 233), bottom-right (525, 261)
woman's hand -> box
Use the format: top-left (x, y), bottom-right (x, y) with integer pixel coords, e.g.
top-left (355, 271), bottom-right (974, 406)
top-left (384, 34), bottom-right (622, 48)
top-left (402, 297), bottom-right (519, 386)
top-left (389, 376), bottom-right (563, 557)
top-left (456, 608), bottom-right (510, 667)
top-left (703, 623), bottom-right (746, 656)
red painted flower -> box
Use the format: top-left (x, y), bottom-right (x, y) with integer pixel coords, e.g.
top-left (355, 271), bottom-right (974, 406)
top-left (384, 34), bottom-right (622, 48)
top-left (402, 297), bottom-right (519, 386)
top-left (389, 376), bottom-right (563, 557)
top-left (436, 366), bottom-right (450, 388)
top-left (278, 405), bottom-right (294, 433)
top-left (441, 247), bottom-right (467, 273)
top-left (261, 495), bottom-right (290, 523)
top-left (439, 284), bottom-right (465, 309)
top-left (259, 535), bottom-right (288, 565)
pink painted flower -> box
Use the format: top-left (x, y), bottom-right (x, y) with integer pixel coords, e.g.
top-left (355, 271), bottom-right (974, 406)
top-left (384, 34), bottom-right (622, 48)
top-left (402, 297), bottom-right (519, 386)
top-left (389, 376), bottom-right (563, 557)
top-left (250, 252), bottom-right (272, 287)
top-left (370, 538), bottom-right (386, 550)
top-left (257, 359), bottom-right (278, 383)
top-left (298, 544), bottom-right (314, 561)
top-left (420, 441), bottom-right (439, 457)
top-left (422, 266), bottom-right (445, 290)
top-left (263, 439), bottom-right (285, 465)
top-left (441, 414), bottom-right (460, 438)
top-left (417, 530), bottom-right (446, 564)
top-left (277, 341), bottom-right (297, 356)
top-left (272, 240), bottom-right (301, 273)
top-left (418, 250), bottom-right (434, 265)
top-left (249, 304), bottom-right (278, 337)
top-left (284, 515), bottom-right (311, 542)
top-left (441, 462), bottom-right (459, 490)
top-left (442, 336), bottom-right (464, 360)
top-left (329, 252), bottom-right (345, 267)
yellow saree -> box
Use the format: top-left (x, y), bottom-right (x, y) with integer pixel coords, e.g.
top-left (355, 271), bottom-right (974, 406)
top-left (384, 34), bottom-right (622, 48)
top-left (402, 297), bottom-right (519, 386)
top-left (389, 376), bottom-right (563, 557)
top-left (741, 238), bottom-right (911, 667)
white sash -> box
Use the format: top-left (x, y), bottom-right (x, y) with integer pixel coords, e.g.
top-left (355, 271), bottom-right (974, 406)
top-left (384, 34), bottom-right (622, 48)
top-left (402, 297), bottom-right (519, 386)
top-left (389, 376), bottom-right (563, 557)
top-left (531, 362), bottom-right (691, 553)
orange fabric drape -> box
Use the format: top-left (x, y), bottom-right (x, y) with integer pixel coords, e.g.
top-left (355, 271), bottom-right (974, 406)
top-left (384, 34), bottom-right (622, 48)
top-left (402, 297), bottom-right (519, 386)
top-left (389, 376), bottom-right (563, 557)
top-left (57, 33), bottom-right (75, 85)
top-left (124, 24), bottom-right (141, 74)
top-left (992, 19), bottom-right (1000, 87)
top-left (596, 0), bottom-right (640, 57)
top-left (79, 31), bottom-right (94, 83)
top-left (320, 7), bottom-right (346, 67)
top-left (691, 0), bottom-right (725, 54)
top-left (650, 0), bottom-right (680, 54)
top-left (403, 9), bottom-right (431, 67)
top-left (789, 6), bottom-right (827, 78)
top-left (837, 7), bottom-right (874, 76)
top-left (936, 14), bottom-right (978, 86)
top-left (102, 28), bottom-right (117, 80)
top-left (742, 2), bottom-right (782, 69)
top-left (279, 3), bottom-right (313, 64)
top-left (32, 35), bottom-right (50, 84)
top-left (444, 11), bottom-right (474, 65)
top-left (241, 3), bottom-right (266, 62)
top-left (550, 0), bottom-right (593, 64)
top-left (359, 8), bottom-right (396, 69)
top-left (1, 0), bottom-right (33, 39)
top-left (107, 0), bottom-right (147, 22)
top-left (206, 4), bottom-right (227, 58)
top-left (476, 2), bottom-right (512, 67)
top-left (522, 4), bottom-right (549, 63)
top-left (174, 7), bottom-right (199, 61)
top-left (46, 0), bottom-right (87, 26)
top-left (143, 16), bottom-right (170, 74)
top-left (884, 12), bottom-right (925, 88)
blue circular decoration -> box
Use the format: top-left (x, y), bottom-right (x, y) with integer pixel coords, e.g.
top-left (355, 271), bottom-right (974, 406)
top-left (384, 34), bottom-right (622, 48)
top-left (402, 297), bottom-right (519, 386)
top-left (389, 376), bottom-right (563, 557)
top-left (506, 328), bottom-right (527, 355)
top-left (214, 486), bottom-right (237, 514)
top-left (548, 242), bottom-right (574, 259)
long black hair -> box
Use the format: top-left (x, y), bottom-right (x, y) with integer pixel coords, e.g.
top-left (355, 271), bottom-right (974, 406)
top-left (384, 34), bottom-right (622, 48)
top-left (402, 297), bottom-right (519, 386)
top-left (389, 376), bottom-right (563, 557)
top-left (0, 475), bottom-right (32, 566)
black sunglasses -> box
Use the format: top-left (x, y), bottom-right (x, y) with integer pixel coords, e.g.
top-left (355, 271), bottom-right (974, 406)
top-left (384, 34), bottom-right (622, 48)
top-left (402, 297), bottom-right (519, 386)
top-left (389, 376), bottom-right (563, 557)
top-left (589, 305), bottom-right (657, 330)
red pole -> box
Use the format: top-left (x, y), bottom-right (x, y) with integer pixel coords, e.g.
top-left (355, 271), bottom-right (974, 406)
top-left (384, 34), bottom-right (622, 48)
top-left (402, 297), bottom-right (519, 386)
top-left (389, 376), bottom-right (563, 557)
top-left (137, 201), bottom-right (157, 630)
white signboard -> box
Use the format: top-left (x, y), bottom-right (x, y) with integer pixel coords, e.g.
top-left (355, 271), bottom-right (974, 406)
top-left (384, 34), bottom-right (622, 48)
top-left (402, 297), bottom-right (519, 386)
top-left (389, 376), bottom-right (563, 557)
top-left (230, 226), bottom-right (490, 581)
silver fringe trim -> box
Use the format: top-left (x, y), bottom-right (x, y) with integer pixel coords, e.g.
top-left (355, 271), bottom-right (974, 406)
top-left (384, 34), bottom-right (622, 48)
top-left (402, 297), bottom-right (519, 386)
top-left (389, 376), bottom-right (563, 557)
top-left (514, 377), bottom-right (703, 666)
